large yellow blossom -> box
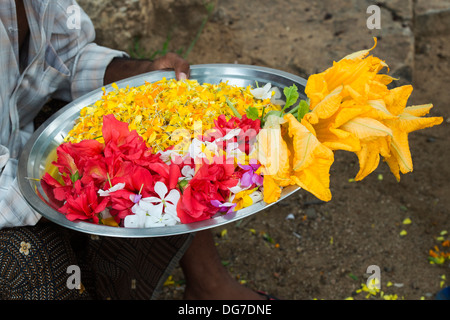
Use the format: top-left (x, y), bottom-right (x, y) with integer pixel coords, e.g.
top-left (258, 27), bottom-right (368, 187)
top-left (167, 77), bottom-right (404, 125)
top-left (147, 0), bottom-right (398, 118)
top-left (303, 38), bottom-right (442, 182)
top-left (259, 38), bottom-right (442, 204)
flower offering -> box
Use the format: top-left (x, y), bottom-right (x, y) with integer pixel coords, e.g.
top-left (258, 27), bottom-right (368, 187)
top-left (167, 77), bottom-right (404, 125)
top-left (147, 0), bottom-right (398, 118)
top-left (41, 39), bottom-right (443, 228)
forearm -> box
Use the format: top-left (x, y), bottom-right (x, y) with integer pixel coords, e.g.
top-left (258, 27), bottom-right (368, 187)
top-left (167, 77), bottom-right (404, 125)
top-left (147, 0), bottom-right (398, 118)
top-left (103, 57), bottom-right (154, 85)
top-left (104, 53), bottom-right (190, 85)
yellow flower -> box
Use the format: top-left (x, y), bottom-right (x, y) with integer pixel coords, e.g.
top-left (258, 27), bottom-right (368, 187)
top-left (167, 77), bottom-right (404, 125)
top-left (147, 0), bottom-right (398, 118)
top-left (340, 116), bottom-right (392, 181)
top-left (262, 174), bottom-right (282, 204)
top-left (303, 37), bottom-right (442, 181)
top-left (257, 114), bottom-right (334, 203)
top-left (258, 38), bottom-right (442, 203)
top-left (305, 38), bottom-right (390, 110)
top-left (256, 115), bottom-right (292, 204)
top-left (256, 115), bottom-right (291, 187)
top-left (381, 99), bottom-right (443, 181)
top-left (284, 114), bottom-right (334, 202)
top-left (232, 189), bottom-right (262, 211)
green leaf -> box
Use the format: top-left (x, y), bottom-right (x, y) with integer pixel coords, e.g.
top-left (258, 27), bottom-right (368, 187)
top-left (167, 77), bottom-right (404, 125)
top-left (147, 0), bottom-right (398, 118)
top-left (245, 106), bottom-right (259, 120)
top-left (70, 171), bottom-right (80, 183)
top-left (178, 178), bottom-right (189, 190)
top-left (297, 100), bottom-right (310, 121)
top-left (348, 273), bottom-right (359, 281)
top-left (283, 84), bottom-right (299, 111)
top-left (226, 98), bottom-right (242, 118)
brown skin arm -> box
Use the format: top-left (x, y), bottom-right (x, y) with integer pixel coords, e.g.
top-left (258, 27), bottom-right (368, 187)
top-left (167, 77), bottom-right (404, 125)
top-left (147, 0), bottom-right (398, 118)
top-left (14, 1), bottom-right (189, 86)
top-left (103, 52), bottom-right (191, 85)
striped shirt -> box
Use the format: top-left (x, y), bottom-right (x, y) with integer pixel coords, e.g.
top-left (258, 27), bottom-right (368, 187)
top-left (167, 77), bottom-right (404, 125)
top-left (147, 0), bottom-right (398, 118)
top-left (0, 0), bottom-right (127, 228)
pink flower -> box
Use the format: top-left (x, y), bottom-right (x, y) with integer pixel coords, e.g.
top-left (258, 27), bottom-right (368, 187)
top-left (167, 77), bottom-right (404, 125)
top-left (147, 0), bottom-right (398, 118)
top-left (238, 163), bottom-right (263, 188)
top-left (210, 199), bottom-right (236, 214)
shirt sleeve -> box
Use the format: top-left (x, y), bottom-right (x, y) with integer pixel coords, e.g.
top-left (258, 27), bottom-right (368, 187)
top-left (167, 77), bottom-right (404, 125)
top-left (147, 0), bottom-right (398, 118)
top-left (49, 0), bottom-right (129, 101)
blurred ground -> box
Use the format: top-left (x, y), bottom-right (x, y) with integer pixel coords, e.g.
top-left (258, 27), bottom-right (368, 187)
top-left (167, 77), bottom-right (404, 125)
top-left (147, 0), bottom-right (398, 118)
top-left (37, 0), bottom-right (450, 300)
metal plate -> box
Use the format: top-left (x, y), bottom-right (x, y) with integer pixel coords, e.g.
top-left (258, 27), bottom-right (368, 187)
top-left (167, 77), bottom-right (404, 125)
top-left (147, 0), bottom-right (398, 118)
top-left (17, 64), bottom-right (307, 238)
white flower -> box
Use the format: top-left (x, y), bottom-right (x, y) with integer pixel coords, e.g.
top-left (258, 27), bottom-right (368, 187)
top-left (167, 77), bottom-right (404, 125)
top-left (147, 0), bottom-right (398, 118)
top-left (228, 183), bottom-right (250, 195)
top-left (187, 138), bottom-right (219, 162)
top-left (124, 181), bottom-right (181, 228)
top-left (225, 141), bottom-right (246, 163)
top-left (158, 149), bottom-right (183, 164)
top-left (141, 181), bottom-right (180, 217)
top-left (124, 209), bottom-right (146, 228)
top-left (216, 128), bottom-right (241, 142)
top-left (179, 165), bottom-right (195, 181)
top-left (250, 82), bottom-right (274, 100)
top-left (228, 185), bottom-right (262, 205)
top-left (143, 209), bottom-right (179, 227)
top-left (187, 138), bottom-right (205, 159)
top-left (98, 182), bottom-right (125, 197)
top-left (270, 86), bottom-right (285, 105)
top-left (248, 190), bottom-right (263, 203)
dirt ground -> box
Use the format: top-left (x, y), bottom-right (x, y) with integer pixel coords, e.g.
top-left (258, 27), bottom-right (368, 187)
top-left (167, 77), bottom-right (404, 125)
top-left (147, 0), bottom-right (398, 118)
top-left (35, 1), bottom-right (450, 300)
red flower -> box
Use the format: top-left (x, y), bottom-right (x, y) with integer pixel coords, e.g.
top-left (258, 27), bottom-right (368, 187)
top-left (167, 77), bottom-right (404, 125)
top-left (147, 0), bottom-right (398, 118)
top-left (53, 140), bottom-right (104, 178)
top-left (58, 180), bottom-right (109, 224)
top-left (41, 114), bottom-right (184, 226)
top-left (40, 173), bottom-right (67, 209)
top-left (204, 114), bottom-right (261, 154)
top-left (102, 114), bottom-right (149, 163)
top-left (177, 159), bottom-right (238, 224)
top-left (108, 165), bottom-right (156, 220)
top-left (102, 114), bottom-right (172, 180)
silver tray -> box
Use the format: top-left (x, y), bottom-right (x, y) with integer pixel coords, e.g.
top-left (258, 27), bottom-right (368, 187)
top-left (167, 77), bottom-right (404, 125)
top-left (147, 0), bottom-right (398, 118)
top-left (18, 64), bottom-right (307, 238)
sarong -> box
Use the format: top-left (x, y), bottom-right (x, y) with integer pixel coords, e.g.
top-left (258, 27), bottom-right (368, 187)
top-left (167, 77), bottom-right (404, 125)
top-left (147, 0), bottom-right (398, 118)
top-left (0, 219), bottom-right (193, 300)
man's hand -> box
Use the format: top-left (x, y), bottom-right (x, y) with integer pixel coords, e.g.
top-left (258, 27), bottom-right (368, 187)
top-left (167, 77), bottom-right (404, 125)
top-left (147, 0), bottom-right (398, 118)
top-left (150, 52), bottom-right (190, 80)
top-left (103, 52), bottom-right (190, 85)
